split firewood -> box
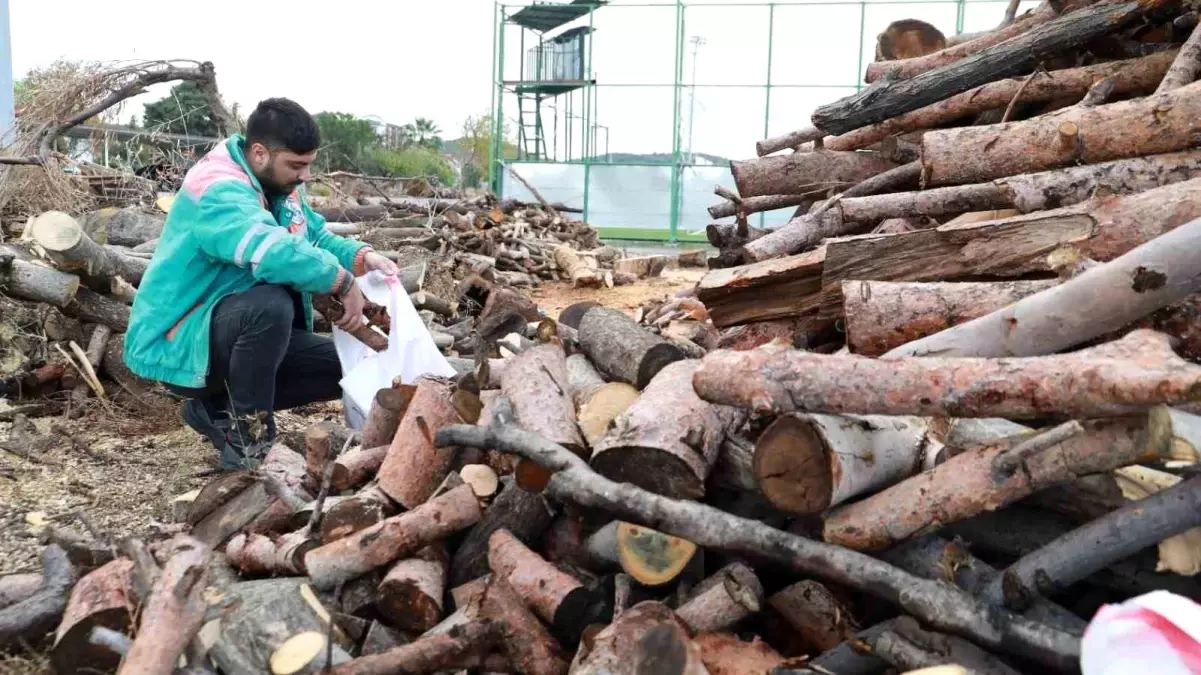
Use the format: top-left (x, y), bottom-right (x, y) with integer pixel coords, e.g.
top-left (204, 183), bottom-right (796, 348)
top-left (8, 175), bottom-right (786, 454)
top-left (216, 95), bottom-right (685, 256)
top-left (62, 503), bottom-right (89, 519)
top-left (820, 418), bottom-right (1152, 550)
top-left (487, 528), bottom-right (595, 641)
top-left (376, 375), bottom-right (463, 508)
top-left (815, 0), bottom-right (1168, 134)
top-left (117, 536), bottom-right (211, 675)
top-left (449, 475), bottom-right (554, 587)
top-left (754, 413), bottom-right (943, 515)
top-left (360, 385), bottom-right (413, 450)
top-left (828, 51), bottom-right (1175, 151)
top-left (613, 255), bottom-right (669, 279)
top-left (730, 151), bottom-right (897, 198)
top-left (553, 245), bottom-right (602, 288)
top-left (695, 330), bottom-right (1201, 419)
top-left (569, 601), bottom-right (705, 675)
top-left (319, 483), bottom-right (397, 543)
top-left (695, 247), bottom-right (826, 328)
top-left (578, 306), bottom-right (686, 389)
top-left (49, 558), bottom-right (134, 675)
top-left (591, 359), bottom-right (743, 500)
top-left (769, 579), bottom-right (861, 653)
top-left (327, 620), bottom-right (502, 675)
top-left (884, 214), bottom-right (1201, 357)
top-left (304, 483), bottom-right (482, 590)
top-left (500, 342), bottom-right (585, 456)
top-left (435, 423), bottom-right (1082, 670)
top-left (377, 543), bottom-right (450, 633)
top-left (459, 464), bottom-right (499, 499)
top-left (674, 562), bottom-right (762, 633)
top-left (479, 576), bottom-right (570, 675)
top-left (29, 211), bottom-right (149, 285)
top-left (476, 286), bottom-right (542, 344)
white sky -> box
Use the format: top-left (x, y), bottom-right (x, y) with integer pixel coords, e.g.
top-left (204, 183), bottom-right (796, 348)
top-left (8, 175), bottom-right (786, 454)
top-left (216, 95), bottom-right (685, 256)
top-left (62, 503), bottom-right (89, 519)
top-left (10, 0), bottom-right (1028, 161)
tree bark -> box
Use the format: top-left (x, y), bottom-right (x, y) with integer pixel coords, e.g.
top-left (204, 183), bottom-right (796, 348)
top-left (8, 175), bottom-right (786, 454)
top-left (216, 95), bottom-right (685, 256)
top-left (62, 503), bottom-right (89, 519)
top-left (479, 577), bottom-right (570, 675)
top-left (821, 418), bottom-right (1148, 550)
top-left (570, 601), bottom-right (706, 675)
top-left (868, 616), bottom-right (1024, 675)
top-left (695, 247), bottom-right (826, 328)
top-left (565, 353), bottom-right (607, 409)
top-left (0, 255), bottom-right (81, 307)
top-left (331, 445), bottom-right (389, 492)
top-left (30, 212), bottom-right (148, 285)
top-left (754, 413), bottom-right (942, 515)
top-left (981, 474), bottom-right (1201, 612)
top-left (117, 536), bottom-right (211, 675)
top-left (361, 386), bottom-right (412, 452)
top-left (488, 528), bottom-right (593, 639)
top-left (500, 343), bottom-right (585, 457)
top-left (755, 127), bottom-right (827, 157)
top-left (434, 423), bottom-right (1081, 670)
top-left (769, 580), bottom-right (861, 653)
top-left (312, 295), bottom-right (387, 352)
top-left (315, 204), bottom-right (390, 222)
top-left (320, 483), bottom-right (398, 543)
top-left (553, 245), bottom-right (602, 288)
top-left (190, 480), bottom-right (275, 548)
top-left (50, 558), bottom-right (134, 675)
top-left (814, 0), bottom-right (1161, 134)
top-left (674, 562), bottom-right (762, 633)
top-left (921, 80), bottom-right (1201, 186)
top-left (708, 193), bottom-right (816, 219)
top-left (815, 177), bottom-right (1201, 321)
top-left (1155, 22), bottom-right (1201, 93)
top-left (80, 207), bottom-right (165, 247)
top-left (578, 306), bottom-right (687, 389)
top-left (845, 280), bottom-right (1058, 355)
top-left (831, 51), bottom-right (1174, 151)
top-left (377, 544), bottom-right (449, 633)
top-left (304, 483), bottom-right (483, 591)
top-left (449, 476), bottom-right (554, 588)
top-left (884, 215), bottom-right (1201, 358)
top-left (591, 359), bottom-right (743, 501)
top-left (730, 151), bottom-right (897, 198)
top-left (613, 255), bottom-right (669, 279)
top-left (328, 620), bottom-right (501, 675)
top-left (224, 533), bottom-right (279, 576)
top-left (303, 423), bottom-right (337, 495)
top-left (376, 375), bottom-right (464, 509)
top-left (62, 287), bottom-right (130, 332)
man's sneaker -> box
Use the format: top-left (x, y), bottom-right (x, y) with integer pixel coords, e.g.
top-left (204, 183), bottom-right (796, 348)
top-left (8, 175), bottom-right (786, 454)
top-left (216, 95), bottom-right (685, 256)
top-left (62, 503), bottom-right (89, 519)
top-left (180, 399), bottom-right (230, 451)
top-left (217, 410), bottom-right (275, 471)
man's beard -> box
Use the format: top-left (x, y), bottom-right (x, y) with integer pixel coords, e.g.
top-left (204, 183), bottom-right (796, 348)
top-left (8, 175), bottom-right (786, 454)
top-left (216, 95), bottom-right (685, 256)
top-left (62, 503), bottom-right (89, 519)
top-left (257, 167), bottom-right (300, 198)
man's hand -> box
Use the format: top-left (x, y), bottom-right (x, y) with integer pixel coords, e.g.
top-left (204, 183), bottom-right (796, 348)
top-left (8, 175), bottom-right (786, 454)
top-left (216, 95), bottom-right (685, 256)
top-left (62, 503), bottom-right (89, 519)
top-left (363, 250), bottom-right (399, 277)
top-left (336, 280), bottom-right (366, 330)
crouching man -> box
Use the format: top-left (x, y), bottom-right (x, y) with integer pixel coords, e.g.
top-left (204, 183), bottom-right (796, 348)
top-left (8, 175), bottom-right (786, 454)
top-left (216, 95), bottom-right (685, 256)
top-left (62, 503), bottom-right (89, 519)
top-left (123, 97), bottom-right (397, 470)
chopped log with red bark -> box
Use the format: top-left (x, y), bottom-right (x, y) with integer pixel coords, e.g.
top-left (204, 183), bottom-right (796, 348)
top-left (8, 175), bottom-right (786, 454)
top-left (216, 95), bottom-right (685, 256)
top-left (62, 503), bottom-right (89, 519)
top-left (769, 579), bottom-right (861, 653)
top-left (830, 51), bottom-right (1175, 151)
top-left (754, 413), bottom-right (942, 515)
top-left (325, 445), bottom-right (386, 492)
top-left (376, 375), bottom-right (464, 508)
top-left (361, 386), bottom-right (413, 450)
top-left (303, 423), bottom-right (337, 495)
top-left (50, 558), bottom-right (134, 675)
top-left (304, 483), bottom-right (483, 590)
top-left (117, 536), bottom-right (211, 675)
top-left (500, 343), bottom-right (585, 456)
top-left (570, 601), bottom-right (706, 675)
top-left (479, 577), bottom-right (570, 675)
top-left (885, 214), bottom-right (1201, 358)
top-left (328, 620), bottom-right (501, 675)
top-left (487, 528), bottom-right (593, 637)
top-left (224, 533), bottom-right (278, 577)
top-left (730, 151), bottom-right (897, 198)
top-left (821, 418), bottom-right (1151, 550)
top-left (449, 475), bottom-right (554, 587)
top-left (921, 79), bottom-right (1201, 186)
top-left (313, 295), bottom-right (387, 351)
top-left (674, 562), bottom-right (763, 633)
top-left (578, 306), bottom-right (687, 389)
top-left (319, 483), bottom-right (397, 543)
top-left (1157, 22), bottom-right (1201, 92)
top-left (591, 359), bottom-right (743, 501)
top-left (377, 544), bottom-right (449, 633)
top-left (844, 280), bottom-right (1058, 355)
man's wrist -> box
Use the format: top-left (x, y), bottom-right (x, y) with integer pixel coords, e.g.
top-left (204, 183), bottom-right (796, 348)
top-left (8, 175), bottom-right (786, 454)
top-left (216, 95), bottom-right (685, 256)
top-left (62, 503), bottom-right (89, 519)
top-left (333, 268), bottom-right (355, 296)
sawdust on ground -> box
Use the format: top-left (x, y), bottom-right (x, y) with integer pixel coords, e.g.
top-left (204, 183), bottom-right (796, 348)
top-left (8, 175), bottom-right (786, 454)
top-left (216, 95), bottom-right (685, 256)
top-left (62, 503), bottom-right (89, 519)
top-left (530, 267), bottom-right (706, 320)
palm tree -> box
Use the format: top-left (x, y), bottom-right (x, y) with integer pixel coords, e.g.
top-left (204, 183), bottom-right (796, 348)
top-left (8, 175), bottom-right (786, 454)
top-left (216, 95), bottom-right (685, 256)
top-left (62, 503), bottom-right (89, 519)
top-left (407, 117), bottom-right (442, 150)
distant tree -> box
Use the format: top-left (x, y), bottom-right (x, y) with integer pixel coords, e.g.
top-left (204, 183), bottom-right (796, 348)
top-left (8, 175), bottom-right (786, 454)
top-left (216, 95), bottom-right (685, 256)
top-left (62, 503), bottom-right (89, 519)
top-left (142, 81), bottom-right (220, 137)
top-left (455, 112), bottom-right (518, 188)
top-left (373, 146), bottom-right (456, 186)
top-left (403, 117), bottom-right (442, 150)
top-left (313, 111), bottom-right (381, 173)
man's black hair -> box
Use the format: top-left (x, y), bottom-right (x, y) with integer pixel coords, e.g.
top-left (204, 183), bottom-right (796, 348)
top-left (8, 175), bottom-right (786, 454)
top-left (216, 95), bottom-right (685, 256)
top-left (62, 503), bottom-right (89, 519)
top-left (245, 98), bottom-right (320, 154)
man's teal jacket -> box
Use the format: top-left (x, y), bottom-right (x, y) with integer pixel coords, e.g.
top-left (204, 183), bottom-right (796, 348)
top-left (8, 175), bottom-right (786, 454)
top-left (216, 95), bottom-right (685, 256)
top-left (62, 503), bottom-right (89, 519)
top-left (123, 135), bottom-right (371, 389)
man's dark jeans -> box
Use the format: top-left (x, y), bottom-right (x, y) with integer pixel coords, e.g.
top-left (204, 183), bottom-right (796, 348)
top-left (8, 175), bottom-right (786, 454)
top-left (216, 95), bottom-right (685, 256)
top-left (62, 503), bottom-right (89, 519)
top-left (166, 284), bottom-right (342, 448)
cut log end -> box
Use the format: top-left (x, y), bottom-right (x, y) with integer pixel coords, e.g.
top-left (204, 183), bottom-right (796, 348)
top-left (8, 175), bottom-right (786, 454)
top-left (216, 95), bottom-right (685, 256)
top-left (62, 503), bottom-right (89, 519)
top-left (589, 446), bottom-right (706, 502)
top-left (269, 631), bottom-right (327, 675)
top-left (637, 343), bottom-right (688, 390)
top-left (616, 522), bottom-right (697, 586)
top-left (754, 415), bottom-right (832, 515)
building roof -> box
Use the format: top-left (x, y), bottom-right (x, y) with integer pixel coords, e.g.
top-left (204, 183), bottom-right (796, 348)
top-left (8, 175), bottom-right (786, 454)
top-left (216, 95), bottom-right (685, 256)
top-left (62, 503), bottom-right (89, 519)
top-left (509, 0), bottom-right (605, 33)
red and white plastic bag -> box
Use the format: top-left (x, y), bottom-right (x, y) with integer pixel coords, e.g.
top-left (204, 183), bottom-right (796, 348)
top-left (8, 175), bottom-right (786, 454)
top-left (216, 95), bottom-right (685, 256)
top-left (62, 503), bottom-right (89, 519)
top-left (1081, 590), bottom-right (1201, 674)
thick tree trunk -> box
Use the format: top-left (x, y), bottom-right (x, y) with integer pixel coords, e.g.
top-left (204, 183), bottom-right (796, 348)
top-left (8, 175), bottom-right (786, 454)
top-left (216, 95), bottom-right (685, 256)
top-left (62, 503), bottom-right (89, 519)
top-left (569, 601), bottom-right (706, 675)
top-left (845, 280), bottom-right (1058, 355)
top-left (376, 375), bottom-right (463, 509)
top-left (578, 307), bottom-right (686, 389)
top-left (885, 215), bottom-right (1201, 358)
top-left (1157, 23), bottom-right (1201, 92)
top-left (360, 386), bottom-right (412, 451)
top-left (449, 476), bottom-right (554, 588)
top-left (821, 418), bottom-right (1148, 550)
top-left (754, 413), bottom-right (942, 515)
top-left (30, 212), bottom-right (149, 285)
top-left (613, 255), bottom-right (669, 279)
top-left (769, 580), bottom-right (861, 653)
top-left (304, 483), bottom-right (482, 590)
top-left (479, 577), bottom-right (570, 675)
top-left (80, 207), bottom-right (165, 247)
top-left (695, 248), bottom-right (826, 328)
top-left (0, 254), bottom-right (81, 307)
top-left (730, 151), bottom-right (897, 198)
top-left (377, 544), bottom-right (449, 633)
top-left (674, 562), bottom-right (762, 633)
top-left (814, 0), bottom-right (1162, 134)
top-left (501, 343), bottom-right (585, 456)
top-left (591, 360), bottom-right (743, 501)
top-left (553, 245), bottom-right (602, 288)
top-left (565, 353), bottom-right (606, 409)
top-left (117, 537), bottom-right (211, 675)
top-left (831, 51), bottom-right (1174, 151)
top-left (328, 620), bottom-right (501, 675)
top-left (695, 330), bottom-right (1201, 419)
top-left (50, 558), bottom-right (134, 675)
top-left (320, 483), bottom-right (398, 543)
top-left (331, 445), bottom-right (389, 492)
top-left (488, 528), bottom-right (593, 640)
top-left (922, 80), bottom-right (1201, 186)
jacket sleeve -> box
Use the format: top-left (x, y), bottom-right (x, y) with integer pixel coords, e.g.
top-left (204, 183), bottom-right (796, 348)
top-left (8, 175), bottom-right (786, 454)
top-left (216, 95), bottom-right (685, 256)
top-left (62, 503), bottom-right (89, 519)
top-left (301, 192), bottom-right (372, 276)
top-left (191, 181), bottom-right (354, 296)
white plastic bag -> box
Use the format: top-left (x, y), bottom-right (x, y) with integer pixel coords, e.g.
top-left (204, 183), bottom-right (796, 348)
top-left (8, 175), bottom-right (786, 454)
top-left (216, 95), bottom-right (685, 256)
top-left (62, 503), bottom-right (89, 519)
top-left (1081, 590), bottom-right (1201, 674)
top-left (333, 270), bottom-right (457, 429)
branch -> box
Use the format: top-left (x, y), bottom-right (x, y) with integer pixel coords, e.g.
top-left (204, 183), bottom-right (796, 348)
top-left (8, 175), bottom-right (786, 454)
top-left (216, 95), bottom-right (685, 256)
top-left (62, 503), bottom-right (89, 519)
top-left (433, 424), bottom-right (1081, 671)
